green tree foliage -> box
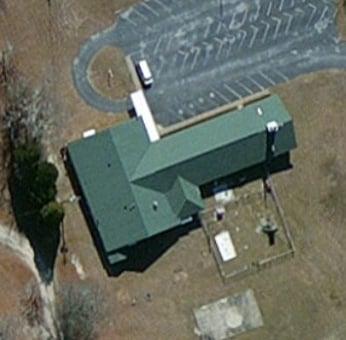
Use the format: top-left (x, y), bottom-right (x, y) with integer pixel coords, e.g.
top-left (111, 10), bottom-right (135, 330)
top-left (13, 143), bottom-right (41, 185)
top-left (13, 143), bottom-right (41, 167)
top-left (36, 162), bottom-right (59, 187)
top-left (32, 162), bottom-right (59, 206)
top-left (40, 202), bottom-right (64, 228)
top-left (11, 142), bottom-right (64, 231)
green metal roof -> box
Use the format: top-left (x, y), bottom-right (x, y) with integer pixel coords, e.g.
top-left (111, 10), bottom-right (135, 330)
top-left (168, 177), bottom-right (204, 218)
top-left (67, 95), bottom-right (296, 266)
top-left (132, 95), bottom-right (294, 188)
top-left (67, 120), bottom-right (149, 253)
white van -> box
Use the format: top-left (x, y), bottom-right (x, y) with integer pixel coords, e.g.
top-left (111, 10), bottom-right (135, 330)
top-left (136, 59), bottom-right (153, 87)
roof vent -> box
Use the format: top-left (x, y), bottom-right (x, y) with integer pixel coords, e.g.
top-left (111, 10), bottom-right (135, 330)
top-left (152, 201), bottom-right (158, 211)
top-left (257, 107), bottom-right (263, 116)
top-left (266, 121), bottom-right (280, 133)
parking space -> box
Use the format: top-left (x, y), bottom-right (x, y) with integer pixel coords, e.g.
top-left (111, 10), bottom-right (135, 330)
top-left (73, 0), bottom-right (346, 126)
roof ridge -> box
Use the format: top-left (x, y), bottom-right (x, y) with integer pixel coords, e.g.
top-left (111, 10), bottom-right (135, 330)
top-left (109, 131), bottom-right (149, 238)
top-left (131, 129), bottom-right (262, 183)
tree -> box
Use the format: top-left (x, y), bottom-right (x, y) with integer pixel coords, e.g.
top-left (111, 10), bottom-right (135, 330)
top-left (40, 201), bottom-right (64, 228)
top-left (57, 283), bottom-right (106, 340)
top-left (32, 162), bottom-right (59, 206)
top-left (36, 162), bottom-right (59, 188)
top-left (13, 143), bottom-right (41, 186)
top-left (1, 50), bottom-right (64, 282)
top-left (14, 143), bottom-right (41, 168)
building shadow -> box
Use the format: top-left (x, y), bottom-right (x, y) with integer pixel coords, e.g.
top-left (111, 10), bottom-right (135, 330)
top-left (107, 216), bottom-right (201, 276)
top-left (200, 153), bottom-right (292, 198)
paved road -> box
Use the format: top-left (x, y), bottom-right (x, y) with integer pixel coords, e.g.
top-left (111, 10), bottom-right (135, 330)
top-left (73, 0), bottom-right (346, 126)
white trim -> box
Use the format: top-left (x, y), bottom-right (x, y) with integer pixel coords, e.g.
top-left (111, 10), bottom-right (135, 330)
top-left (130, 90), bottom-right (160, 142)
top-left (82, 129), bottom-right (96, 138)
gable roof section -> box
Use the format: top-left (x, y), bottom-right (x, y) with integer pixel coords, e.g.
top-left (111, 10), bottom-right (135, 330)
top-left (67, 118), bottom-right (150, 254)
top-left (132, 95), bottom-right (296, 189)
top-left (168, 176), bottom-right (204, 218)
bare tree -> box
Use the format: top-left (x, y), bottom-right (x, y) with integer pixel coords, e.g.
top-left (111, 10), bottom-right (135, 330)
top-left (1, 47), bottom-right (52, 152)
top-left (56, 282), bottom-right (107, 340)
top-left (0, 48), bottom-right (57, 215)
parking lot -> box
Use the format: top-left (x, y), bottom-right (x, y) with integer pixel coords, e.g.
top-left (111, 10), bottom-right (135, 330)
top-left (73, 0), bottom-right (346, 126)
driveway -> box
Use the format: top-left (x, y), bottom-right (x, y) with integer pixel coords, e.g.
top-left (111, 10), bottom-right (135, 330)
top-left (73, 0), bottom-right (346, 126)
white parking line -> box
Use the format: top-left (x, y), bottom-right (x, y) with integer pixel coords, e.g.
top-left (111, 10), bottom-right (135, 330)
top-left (272, 16), bottom-right (281, 40)
top-left (238, 29), bottom-right (247, 49)
top-left (121, 13), bottom-right (138, 27)
top-left (252, 2), bottom-right (260, 22)
top-left (259, 71), bottom-right (276, 86)
top-left (214, 89), bottom-right (231, 102)
top-left (223, 83), bottom-right (242, 99)
top-left (229, 8), bottom-right (248, 30)
top-left (202, 41), bottom-right (213, 65)
top-left (132, 7), bottom-right (149, 21)
top-left (236, 80), bottom-right (253, 95)
top-left (177, 49), bottom-right (188, 68)
top-left (190, 46), bottom-right (201, 70)
top-left (249, 25), bottom-right (259, 48)
top-left (216, 22), bottom-right (223, 35)
top-left (332, 7), bottom-right (338, 19)
top-left (272, 68), bottom-right (289, 81)
top-left (261, 20), bottom-right (270, 43)
top-left (151, 0), bottom-right (170, 12)
top-left (165, 36), bottom-right (174, 52)
top-left (283, 12), bottom-right (293, 35)
top-left (155, 55), bottom-right (165, 77)
top-left (204, 22), bottom-right (212, 39)
top-left (266, 1), bottom-right (273, 16)
top-left (247, 76), bottom-right (265, 90)
top-left (319, 6), bottom-right (328, 21)
top-left (141, 2), bottom-right (160, 17)
top-left (279, 0), bottom-right (285, 12)
top-left (153, 36), bottom-right (163, 54)
top-left (215, 37), bottom-right (226, 59)
top-left (307, 3), bottom-right (317, 27)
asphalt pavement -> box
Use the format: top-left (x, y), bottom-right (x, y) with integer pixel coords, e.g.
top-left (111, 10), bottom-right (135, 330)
top-left (73, 0), bottom-right (346, 126)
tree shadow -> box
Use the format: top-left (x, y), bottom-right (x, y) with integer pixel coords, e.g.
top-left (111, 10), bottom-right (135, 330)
top-left (8, 176), bottom-right (60, 283)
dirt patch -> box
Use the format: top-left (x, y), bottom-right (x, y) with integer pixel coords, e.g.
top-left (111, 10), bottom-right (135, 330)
top-left (89, 47), bottom-right (135, 100)
top-left (0, 246), bottom-right (34, 315)
top-left (319, 153), bottom-right (346, 222)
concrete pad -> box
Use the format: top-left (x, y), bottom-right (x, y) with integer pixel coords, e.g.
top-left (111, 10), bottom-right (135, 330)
top-left (194, 289), bottom-right (263, 339)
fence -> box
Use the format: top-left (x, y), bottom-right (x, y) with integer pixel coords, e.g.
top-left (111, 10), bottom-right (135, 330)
top-left (201, 179), bottom-right (296, 284)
